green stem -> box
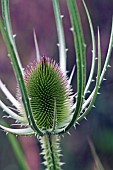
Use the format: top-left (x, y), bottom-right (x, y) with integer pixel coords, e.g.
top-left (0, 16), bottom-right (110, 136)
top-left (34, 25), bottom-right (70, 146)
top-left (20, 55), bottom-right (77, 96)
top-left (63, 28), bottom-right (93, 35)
top-left (40, 134), bottom-right (62, 170)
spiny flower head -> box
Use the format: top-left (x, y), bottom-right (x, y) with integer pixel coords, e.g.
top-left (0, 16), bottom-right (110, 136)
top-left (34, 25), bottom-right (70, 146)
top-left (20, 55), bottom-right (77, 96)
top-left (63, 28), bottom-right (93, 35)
top-left (19, 56), bottom-right (73, 133)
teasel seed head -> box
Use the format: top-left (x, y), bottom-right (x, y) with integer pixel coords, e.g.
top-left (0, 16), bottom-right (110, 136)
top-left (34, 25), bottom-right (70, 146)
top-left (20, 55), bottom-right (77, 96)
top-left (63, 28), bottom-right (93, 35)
top-left (23, 56), bottom-right (73, 133)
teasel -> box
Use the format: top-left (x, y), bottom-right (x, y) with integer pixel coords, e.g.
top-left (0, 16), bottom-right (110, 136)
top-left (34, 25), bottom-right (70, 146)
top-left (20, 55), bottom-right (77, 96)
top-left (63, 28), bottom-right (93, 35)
top-left (0, 0), bottom-right (113, 169)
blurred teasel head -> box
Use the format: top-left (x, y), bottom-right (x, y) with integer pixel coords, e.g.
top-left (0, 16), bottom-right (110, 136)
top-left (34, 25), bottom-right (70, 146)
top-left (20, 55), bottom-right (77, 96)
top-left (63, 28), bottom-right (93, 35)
top-left (0, 0), bottom-right (113, 169)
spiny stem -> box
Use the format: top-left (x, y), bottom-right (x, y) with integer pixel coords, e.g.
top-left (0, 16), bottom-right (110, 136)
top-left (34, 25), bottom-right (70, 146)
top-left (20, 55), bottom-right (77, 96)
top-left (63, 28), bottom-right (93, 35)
top-left (40, 134), bottom-right (62, 170)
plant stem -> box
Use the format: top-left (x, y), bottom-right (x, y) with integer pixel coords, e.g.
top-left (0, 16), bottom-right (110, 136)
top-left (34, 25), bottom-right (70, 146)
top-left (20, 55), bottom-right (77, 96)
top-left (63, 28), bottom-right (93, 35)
top-left (40, 134), bottom-right (62, 170)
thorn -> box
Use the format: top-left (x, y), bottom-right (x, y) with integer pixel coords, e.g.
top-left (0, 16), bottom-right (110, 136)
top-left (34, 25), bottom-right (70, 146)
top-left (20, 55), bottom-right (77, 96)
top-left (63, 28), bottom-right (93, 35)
top-left (97, 92), bottom-right (101, 95)
top-left (8, 53), bottom-right (10, 57)
top-left (59, 153), bottom-right (63, 157)
top-left (73, 124), bottom-right (76, 129)
top-left (95, 57), bottom-right (98, 60)
top-left (87, 90), bottom-right (91, 94)
top-left (70, 27), bottom-right (74, 32)
top-left (84, 43), bottom-right (87, 48)
top-left (74, 127), bottom-right (76, 130)
top-left (6, 132), bottom-right (8, 135)
top-left (2, 115), bottom-right (11, 119)
top-left (2, 115), bottom-right (6, 118)
top-left (60, 15), bottom-right (64, 18)
top-left (91, 79), bottom-right (95, 82)
top-left (38, 136), bottom-right (42, 140)
top-left (73, 124), bottom-right (76, 127)
top-left (92, 105), bottom-right (96, 108)
top-left (57, 43), bottom-right (60, 47)
top-left (85, 108), bottom-right (88, 112)
top-left (65, 48), bottom-right (68, 52)
top-left (42, 161), bottom-right (47, 166)
top-left (103, 78), bottom-right (107, 81)
top-left (13, 34), bottom-right (16, 38)
top-left (35, 133), bottom-right (37, 137)
top-left (108, 64), bottom-right (111, 68)
top-left (67, 131), bottom-right (71, 135)
top-left (40, 152), bottom-right (44, 155)
top-left (60, 162), bottom-right (65, 166)
top-left (28, 115), bottom-right (30, 119)
top-left (84, 117), bottom-right (87, 120)
top-left (62, 128), bottom-right (65, 133)
top-left (76, 122), bottom-right (80, 125)
top-left (75, 95), bottom-right (78, 98)
top-left (82, 95), bottom-right (85, 99)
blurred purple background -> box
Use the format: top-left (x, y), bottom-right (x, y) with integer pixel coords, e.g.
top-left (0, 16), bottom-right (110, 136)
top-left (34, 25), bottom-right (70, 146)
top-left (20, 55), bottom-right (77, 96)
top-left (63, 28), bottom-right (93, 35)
top-left (0, 0), bottom-right (113, 170)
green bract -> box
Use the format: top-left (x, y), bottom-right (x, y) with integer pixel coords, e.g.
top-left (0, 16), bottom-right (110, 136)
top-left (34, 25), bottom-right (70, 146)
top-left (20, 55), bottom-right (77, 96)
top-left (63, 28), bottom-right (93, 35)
top-left (25, 57), bottom-right (72, 132)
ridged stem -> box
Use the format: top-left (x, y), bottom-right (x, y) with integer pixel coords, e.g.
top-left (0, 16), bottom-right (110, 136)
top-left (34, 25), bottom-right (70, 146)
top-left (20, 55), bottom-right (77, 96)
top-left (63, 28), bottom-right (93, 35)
top-left (40, 134), bottom-right (62, 170)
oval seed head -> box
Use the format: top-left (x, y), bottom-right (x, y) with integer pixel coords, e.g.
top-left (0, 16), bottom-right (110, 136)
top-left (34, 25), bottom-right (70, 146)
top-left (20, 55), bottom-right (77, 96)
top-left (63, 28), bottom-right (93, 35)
top-left (24, 56), bottom-right (73, 133)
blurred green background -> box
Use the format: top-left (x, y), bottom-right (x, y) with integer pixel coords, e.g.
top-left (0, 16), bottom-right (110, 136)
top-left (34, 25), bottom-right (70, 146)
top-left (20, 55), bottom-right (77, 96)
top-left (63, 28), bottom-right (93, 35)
top-left (0, 0), bottom-right (113, 170)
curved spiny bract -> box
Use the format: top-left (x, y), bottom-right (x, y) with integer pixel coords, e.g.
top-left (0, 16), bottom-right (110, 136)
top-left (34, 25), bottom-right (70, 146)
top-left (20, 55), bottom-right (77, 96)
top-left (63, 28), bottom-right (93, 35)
top-left (25, 57), bottom-right (73, 133)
